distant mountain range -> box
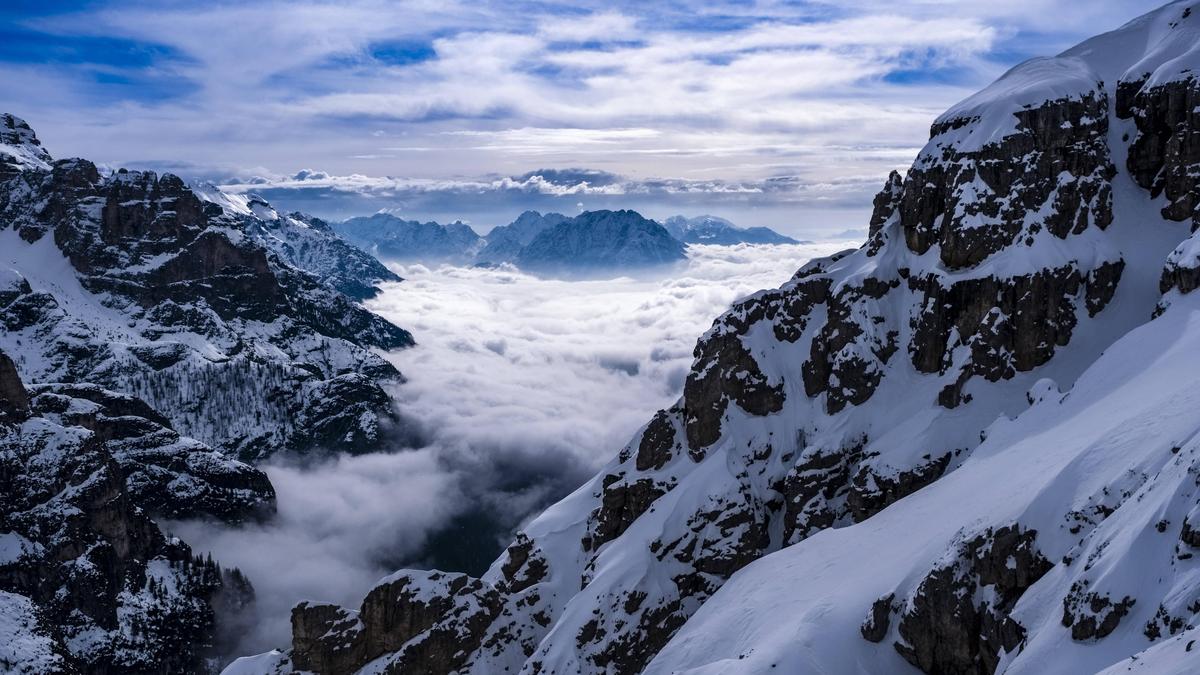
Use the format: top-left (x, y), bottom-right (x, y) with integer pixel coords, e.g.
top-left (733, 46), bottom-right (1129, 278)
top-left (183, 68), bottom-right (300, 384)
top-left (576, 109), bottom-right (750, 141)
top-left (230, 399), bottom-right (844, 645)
top-left (333, 209), bottom-right (800, 272)
top-left (663, 214), bottom-right (802, 245)
top-left (335, 212), bottom-right (483, 264)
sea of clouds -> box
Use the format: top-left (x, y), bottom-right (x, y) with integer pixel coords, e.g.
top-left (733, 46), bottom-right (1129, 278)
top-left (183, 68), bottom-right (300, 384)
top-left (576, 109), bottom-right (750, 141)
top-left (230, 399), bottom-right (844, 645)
top-left (172, 241), bottom-right (855, 662)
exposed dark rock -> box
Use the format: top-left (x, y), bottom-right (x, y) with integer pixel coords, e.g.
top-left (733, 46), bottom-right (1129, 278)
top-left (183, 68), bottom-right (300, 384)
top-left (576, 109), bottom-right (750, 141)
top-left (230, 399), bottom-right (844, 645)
top-left (0, 358), bottom-right (257, 673)
top-left (1144, 604), bottom-right (1187, 641)
top-left (869, 171), bottom-right (904, 236)
top-left (1182, 516), bottom-right (1200, 548)
top-left (893, 526), bottom-right (1052, 675)
top-left (1118, 76), bottom-right (1200, 230)
top-left (581, 598), bottom-right (687, 674)
top-left (909, 261), bottom-right (1123, 407)
top-left (847, 453), bottom-right (952, 522)
top-left (636, 409), bottom-right (682, 471)
top-left (780, 441), bottom-right (865, 544)
top-left (0, 132), bottom-right (413, 459)
top-left (498, 534), bottom-right (549, 595)
top-left (901, 93), bottom-right (1114, 269)
top-left (802, 280), bottom-right (899, 413)
top-left (1062, 585), bottom-right (1136, 641)
top-left (291, 571), bottom-right (501, 675)
top-left (684, 327), bottom-right (784, 449)
top-left (862, 594), bottom-right (896, 643)
top-left (585, 477), bottom-right (668, 551)
top-left (24, 382), bottom-right (275, 523)
top-left (244, 206), bottom-right (401, 301)
top-left (0, 350), bottom-right (29, 420)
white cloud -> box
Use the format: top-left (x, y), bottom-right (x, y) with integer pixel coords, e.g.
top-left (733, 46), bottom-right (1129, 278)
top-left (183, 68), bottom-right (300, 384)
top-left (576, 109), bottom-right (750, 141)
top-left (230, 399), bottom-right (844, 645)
top-left (0, 0), bottom-right (1157, 227)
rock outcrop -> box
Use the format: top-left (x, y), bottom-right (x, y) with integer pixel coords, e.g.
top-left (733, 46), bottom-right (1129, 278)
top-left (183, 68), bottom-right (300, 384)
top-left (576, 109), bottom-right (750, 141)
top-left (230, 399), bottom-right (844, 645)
top-left (892, 526), bottom-right (1052, 675)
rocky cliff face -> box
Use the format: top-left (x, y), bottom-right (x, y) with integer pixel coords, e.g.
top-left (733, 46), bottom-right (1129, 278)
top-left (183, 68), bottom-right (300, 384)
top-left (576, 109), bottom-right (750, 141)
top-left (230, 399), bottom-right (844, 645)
top-left (254, 3), bottom-right (1200, 675)
top-left (0, 119), bottom-right (413, 461)
top-left (0, 350), bottom-right (266, 673)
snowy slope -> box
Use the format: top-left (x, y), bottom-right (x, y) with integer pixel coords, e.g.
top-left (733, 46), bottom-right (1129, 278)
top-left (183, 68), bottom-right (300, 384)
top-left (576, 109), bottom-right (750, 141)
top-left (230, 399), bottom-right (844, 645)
top-left (0, 114), bottom-right (50, 174)
top-left (246, 3), bottom-right (1200, 674)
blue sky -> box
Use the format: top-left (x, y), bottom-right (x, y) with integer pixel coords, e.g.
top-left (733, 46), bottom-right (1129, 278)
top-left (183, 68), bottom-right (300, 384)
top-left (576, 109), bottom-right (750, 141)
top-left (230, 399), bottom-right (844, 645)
top-left (0, 0), bottom-right (1157, 234)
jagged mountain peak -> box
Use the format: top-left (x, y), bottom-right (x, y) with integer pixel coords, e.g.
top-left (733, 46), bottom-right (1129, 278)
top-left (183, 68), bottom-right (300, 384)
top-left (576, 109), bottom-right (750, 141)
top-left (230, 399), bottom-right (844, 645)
top-left (933, 0), bottom-right (1200, 153)
top-left (0, 113), bottom-right (52, 173)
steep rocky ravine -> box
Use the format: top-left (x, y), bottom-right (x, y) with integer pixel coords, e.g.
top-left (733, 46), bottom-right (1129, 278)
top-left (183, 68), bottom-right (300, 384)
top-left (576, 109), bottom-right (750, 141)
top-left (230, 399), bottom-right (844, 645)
top-left (243, 3), bottom-right (1200, 675)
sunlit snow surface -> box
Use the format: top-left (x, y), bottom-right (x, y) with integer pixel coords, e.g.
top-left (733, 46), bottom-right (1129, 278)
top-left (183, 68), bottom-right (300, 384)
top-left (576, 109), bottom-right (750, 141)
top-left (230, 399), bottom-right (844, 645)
top-left (174, 241), bottom-right (854, 660)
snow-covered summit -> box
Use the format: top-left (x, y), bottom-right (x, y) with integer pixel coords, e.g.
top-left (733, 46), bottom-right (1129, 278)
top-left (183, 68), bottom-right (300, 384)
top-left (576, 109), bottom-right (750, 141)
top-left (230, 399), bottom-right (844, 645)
top-left (0, 113), bottom-right (51, 173)
top-left (936, 0), bottom-right (1200, 151)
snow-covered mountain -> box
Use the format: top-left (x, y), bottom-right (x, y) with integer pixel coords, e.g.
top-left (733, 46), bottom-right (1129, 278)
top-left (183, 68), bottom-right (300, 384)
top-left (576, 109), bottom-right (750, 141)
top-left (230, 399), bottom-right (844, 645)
top-left (515, 209), bottom-right (687, 273)
top-left (192, 189), bottom-right (401, 301)
top-left (242, 3), bottom-right (1200, 674)
top-left (335, 212), bottom-right (483, 264)
top-left (663, 214), bottom-right (801, 245)
top-left (0, 114), bottom-right (413, 461)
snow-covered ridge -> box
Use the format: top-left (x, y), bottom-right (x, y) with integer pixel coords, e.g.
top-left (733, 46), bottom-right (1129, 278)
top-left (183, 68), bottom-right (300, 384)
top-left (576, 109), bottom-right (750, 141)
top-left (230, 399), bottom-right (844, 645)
top-left (0, 119), bottom-right (413, 460)
top-left (251, 2), bottom-right (1200, 674)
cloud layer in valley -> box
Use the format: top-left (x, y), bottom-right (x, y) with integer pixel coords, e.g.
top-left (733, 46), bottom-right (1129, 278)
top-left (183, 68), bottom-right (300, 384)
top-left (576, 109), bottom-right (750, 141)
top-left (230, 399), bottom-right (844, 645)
top-left (0, 1), bottom-right (1158, 230)
top-left (171, 241), bottom-right (854, 663)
